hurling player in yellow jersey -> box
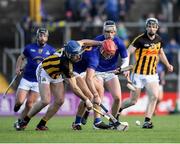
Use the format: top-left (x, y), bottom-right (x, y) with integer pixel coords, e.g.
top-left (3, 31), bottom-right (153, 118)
top-left (119, 18), bottom-right (173, 128)
top-left (17, 39), bottom-right (102, 131)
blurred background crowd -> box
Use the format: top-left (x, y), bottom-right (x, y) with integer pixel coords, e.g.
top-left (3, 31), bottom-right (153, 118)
top-left (0, 0), bottom-right (180, 113)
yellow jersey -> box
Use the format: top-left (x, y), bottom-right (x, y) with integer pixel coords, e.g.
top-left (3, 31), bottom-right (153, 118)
top-left (130, 33), bottom-right (164, 75)
top-left (42, 50), bottom-right (74, 79)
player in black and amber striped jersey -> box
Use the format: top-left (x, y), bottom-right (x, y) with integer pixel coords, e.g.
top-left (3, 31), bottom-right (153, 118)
top-left (131, 33), bottom-right (163, 75)
top-left (119, 18), bottom-right (173, 129)
top-left (17, 39), bottom-right (103, 131)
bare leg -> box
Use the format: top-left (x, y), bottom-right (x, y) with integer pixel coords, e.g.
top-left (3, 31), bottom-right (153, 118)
top-left (19, 91), bottom-right (39, 119)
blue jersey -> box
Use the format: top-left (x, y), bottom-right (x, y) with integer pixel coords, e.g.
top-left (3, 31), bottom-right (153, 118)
top-left (73, 49), bottom-right (95, 74)
top-left (74, 35), bottom-right (128, 73)
top-left (94, 35), bottom-right (128, 72)
top-left (23, 43), bottom-right (55, 82)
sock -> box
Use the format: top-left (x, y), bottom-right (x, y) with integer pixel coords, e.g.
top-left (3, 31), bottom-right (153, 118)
top-left (24, 116), bottom-right (31, 124)
top-left (145, 117), bottom-right (151, 122)
top-left (75, 116), bottom-right (82, 124)
top-left (37, 119), bottom-right (47, 127)
top-left (119, 108), bottom-right (123, 113)
top-left (83, 111), bottom-right (90, 120)
top-left (94, 118), bottom-right (101, 125)
top-left (116, 115), bottom-right (119, 121)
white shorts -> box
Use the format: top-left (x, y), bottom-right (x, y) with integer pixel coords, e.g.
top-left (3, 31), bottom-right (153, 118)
top-left (36, 64), bottom-right (64, 84)
top-left (95, 71), bottom-right (118, 82)
top-left (18, 78), bottom-right (39, 93)
top-left (73, 72), bottom-right (86, 78)
top-left (131, 73), bottom-right (159, 89)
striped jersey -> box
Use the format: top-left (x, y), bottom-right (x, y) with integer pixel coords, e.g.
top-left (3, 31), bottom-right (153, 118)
top-left (42, 50), bottom-right (74, 79)
top-left (131, 33), bottom-right (164, 75)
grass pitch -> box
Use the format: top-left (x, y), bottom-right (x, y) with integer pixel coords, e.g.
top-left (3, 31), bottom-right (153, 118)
top-left (0, 115), bottom-right (179, 143)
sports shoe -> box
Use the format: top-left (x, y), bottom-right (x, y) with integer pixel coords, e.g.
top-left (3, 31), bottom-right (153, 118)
top-left (93, 121), bottom-right (112, 130)
top-left (142, 121), bottom-right (153, 129)
top-left (36, 125), bottom-right (49, 131)
top-left (14, 119), bottom-right (21, 130)
top-left (17, 119), bottom-right (28, 130)
top-left (14, 104), bottom-right (21, 112)
top-left (72, 122), bottom-right (82, 130)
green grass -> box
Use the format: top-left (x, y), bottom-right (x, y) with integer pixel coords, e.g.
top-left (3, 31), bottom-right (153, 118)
top-left (0, 115), bottom-right (179, 143)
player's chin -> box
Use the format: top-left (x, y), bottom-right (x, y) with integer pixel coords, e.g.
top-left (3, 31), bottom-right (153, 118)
top-left (71, 58), bottom-right (81, 63)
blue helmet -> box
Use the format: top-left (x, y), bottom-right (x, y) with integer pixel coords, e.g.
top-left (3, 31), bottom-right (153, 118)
top-left (64, 40), bottom-right (83, 59)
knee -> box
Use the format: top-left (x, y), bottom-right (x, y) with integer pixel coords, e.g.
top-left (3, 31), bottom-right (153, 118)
top-left (151, 94), bottom-right (158, 102)
top-left (25, 100), bottom-right (35, 109)
top-left (129, 96), bottom-right (138, 105)
top-left (55, 97), bottom-right (64, 107)
top-left (113, 94), bottom-right (121, 101)
top-left (41, 99), bottom-right (51, 107)
top-left (131, 98), bottom-right (138, 105)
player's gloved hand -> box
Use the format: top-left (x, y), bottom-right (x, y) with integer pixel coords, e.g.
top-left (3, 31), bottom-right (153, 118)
top-left (85, 99), bottom-right (93, 111)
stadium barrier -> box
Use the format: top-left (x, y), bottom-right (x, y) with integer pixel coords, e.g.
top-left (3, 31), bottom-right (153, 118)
top-left (0, 92), bottom-right (177, 116)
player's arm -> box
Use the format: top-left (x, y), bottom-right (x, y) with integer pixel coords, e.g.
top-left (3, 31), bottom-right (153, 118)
top-left (78, 39), bottom-right (102, 47)
top-left (16, 53), bottom-right (25, 75)
top-left (86, 68), bottom-right (100, 104)
top-left (159, 48), bottom-right (173, 72)
top-left (127, 44), bottom-right (136, 58)
top-left (67, 76), bottom-right (93, 110)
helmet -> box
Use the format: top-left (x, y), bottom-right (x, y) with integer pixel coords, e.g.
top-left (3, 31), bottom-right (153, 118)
top-left (102, 39), bottom-right (117, 55)
top-left (145, 18), bottom-right (159, 27)
top-left (103, 20), bottom-right (117, 32)
top-left (36, 27), bottom-right (49, 37)
top-left (64, 40), bottom-right (82, 59)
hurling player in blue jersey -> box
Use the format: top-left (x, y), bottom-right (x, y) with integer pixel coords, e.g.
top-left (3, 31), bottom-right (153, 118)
top-left (72, 43), bottom-right (113, 130)
top-left (73, 21), bottom-right (129, 130)
top-left (14, 28), bottom-right (55, 130)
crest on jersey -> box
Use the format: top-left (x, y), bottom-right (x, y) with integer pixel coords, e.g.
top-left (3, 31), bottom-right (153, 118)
top-left (38, 49), bottom-right (43, 54)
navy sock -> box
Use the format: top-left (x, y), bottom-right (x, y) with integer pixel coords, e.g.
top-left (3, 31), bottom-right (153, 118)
top-left (75, 116), bottom-right (82, 124)
top-left (94, 118), bottom-right (101, 125)
top-left (145, 117), bottom-right (151, 122)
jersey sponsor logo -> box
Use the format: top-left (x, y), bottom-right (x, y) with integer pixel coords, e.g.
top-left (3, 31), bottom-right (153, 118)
top-left (144, 44), bottom-right (150, 47)
top-left (38, 49), bottom-right (43, 53)
top-left (45, 51), bottom-right (50, 55)
top-left (145, 50), bottom-right (158, 55)
top-left (30, 49), bottom-right (36, 52)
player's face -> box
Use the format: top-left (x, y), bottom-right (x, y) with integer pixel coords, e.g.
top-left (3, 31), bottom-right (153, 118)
top-left (104, 30), bottom-right (116, 39)
top-left (146, 24), bottom-right (158, 36)
top-left (70, 54), bottom-right (82, 63)
top-left (37, 33), bottom-right (48, 45)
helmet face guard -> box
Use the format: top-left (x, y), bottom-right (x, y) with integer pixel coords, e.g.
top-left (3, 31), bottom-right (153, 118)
top-left (145, 18), bottom-right (159, 28)
top-left (36, 28), bottom-right (49, 37)
top-left (103, 20), bottom-right (117, 39)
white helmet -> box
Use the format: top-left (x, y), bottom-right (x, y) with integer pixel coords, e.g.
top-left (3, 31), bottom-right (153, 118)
top-left (145, 18), bottom-right (159, 27)
top-left (103, 20), bottom-right (117, 32)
